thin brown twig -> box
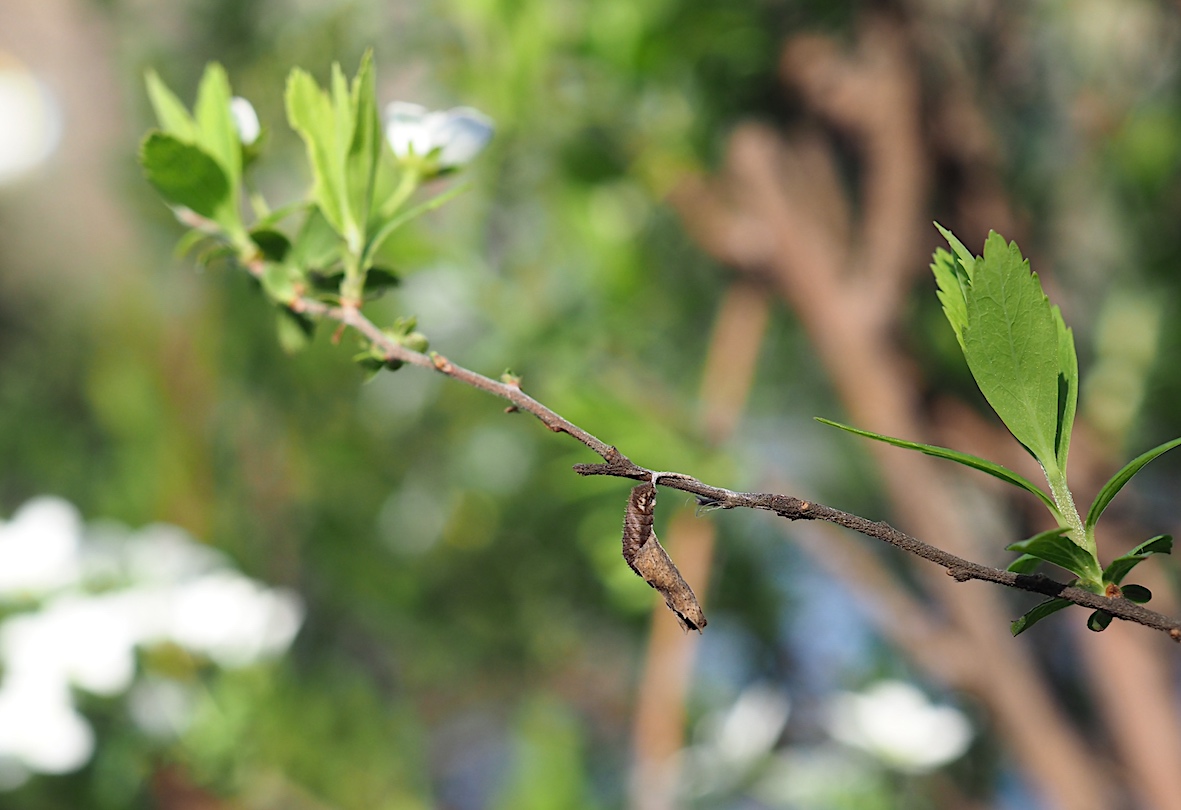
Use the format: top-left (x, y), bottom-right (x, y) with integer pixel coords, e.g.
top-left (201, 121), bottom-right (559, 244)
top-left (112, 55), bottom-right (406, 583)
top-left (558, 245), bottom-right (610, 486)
top-left (267, 267), bottom-right (1181, 642)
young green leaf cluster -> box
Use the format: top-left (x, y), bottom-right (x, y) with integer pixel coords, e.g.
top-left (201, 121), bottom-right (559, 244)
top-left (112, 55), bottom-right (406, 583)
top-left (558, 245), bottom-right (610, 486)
top-left (822, 226), bottom-right (1180, 636)
top-left (139, 53), bottom-right (492, 357)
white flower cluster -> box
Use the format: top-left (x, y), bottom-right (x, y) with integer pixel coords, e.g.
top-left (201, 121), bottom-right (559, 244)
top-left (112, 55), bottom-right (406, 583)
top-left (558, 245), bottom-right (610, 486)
top-left (0, 497), bottom-right (303, 786)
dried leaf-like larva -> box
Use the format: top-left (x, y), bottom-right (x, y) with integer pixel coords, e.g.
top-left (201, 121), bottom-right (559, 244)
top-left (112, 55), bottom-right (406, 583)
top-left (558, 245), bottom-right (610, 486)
top-left (622, 482), bottom-right (707, 632)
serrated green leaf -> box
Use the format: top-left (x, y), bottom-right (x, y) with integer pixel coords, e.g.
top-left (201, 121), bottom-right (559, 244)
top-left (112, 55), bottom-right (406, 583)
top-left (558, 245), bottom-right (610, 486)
top-left (1006, 554), bottom-right (1042, 574)
top-left (1052, 305), bottom-right (1078, 471)
top-left (285, 54), bottom-right (382, 257)
top-left (961, 232), bottom-right (1061, 469)
top-left (286, 68), bottom-right (349, 238)
top-left (1087, 610), bottom-right (1113, 632)
top-left (931, 247), bottom-right (968, 351)
top-left (815, 417), bottom-right (1059, 514)
top-left (1007, 527), bottom-right (1100, 581)
top-left (1086, 438), bottom-right (1181, 531)
top-left (1011, 597), bottom-right (1072, 636)
top-left (1103, 534), bottom-right (1172, 585)
top-left (934, 222), bottom-right (976, 278)
top-left (140, 132), bottom-right (230, 221)
top-left (1120, 584), bottom-right (1152, 603)
top-left (193, 63), bottom-right (241, 192)
top-left (145, 70), bottom-right (197, 140)
top-left (345, 50), bottom-right (380, 249)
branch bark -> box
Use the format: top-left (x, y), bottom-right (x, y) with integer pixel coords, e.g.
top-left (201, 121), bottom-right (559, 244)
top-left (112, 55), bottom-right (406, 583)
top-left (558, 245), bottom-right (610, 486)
top-left (249, 255), bottom-right (1181, 641)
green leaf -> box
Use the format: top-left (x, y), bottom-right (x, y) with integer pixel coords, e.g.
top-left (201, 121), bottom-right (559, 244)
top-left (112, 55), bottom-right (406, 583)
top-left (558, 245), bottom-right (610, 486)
top-left (1011, 597), bottom-right (1072, 636)
top-left (1103, 534), bottom-right (1172, 585)
top-left (363, 182), bottom-right (470, 267)
top-left (285, 53), bottom-right (383, 261)
top-left (276, 308), bottom-right (315, 354)
top-left (934, 222), bottom-right (976, 278)
top-left (145, 70), bottom-right (197, 140)
top-left (286, 68), bottom-right (350, 238)
top-left (250, 228), bottom-right (291, 263)
top-left (363, 267), bottom-right (400, 295)
top-left (1006, 554), bottom-right (1042, 574)
top-left (1007, 527), bottom-right (1100, 582)
top-left (193, 63), bottom-right (241, 192)
top-left (960, 232), bottom-right (1062, 469)
top-left (253, 200), bottom-right (306, 231)
top-left (260, 263), bottom-right (302, 303)
top-left (816, 417), bottom-right (1059, 514)
top-left (140, 132), bottom-right (230, 221)
top-left (288, 207), bottom-right (343, 271)
top-left (931, 247), bottom-right (968, 351)
top-left (307, 266), bottom-right (399, 298)
top-left (1086, 438), bottom-right (1181, 531)
top-left (1120, 584), bottom-right (1152, 603)
top-left (345, 50), bottom-right (381, 249)
top-left (1087, 610), bottom-right (1113, 632)
top-left (173, 228), bottom-right (213, 260)
top-left (1052, 305), bottom-right (1078, 471)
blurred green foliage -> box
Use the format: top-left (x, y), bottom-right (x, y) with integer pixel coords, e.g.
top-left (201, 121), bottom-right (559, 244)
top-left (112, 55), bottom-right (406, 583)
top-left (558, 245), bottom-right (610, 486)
top-left (2, 0), bottom-right (1181, 808)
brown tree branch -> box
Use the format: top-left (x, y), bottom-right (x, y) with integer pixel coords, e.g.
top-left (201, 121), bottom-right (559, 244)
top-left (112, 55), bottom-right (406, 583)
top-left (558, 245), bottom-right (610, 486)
top-left (254, 256), bottom-right (1181, 642)
top-left (573, 460), bottom-right (1181, 639)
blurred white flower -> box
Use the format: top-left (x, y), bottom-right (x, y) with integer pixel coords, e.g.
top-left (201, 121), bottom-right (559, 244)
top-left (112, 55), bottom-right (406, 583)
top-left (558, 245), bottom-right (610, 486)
top-left (0, 496), bottom-right (81, 598)
top-left (826, 680), bottom-right (972, 773)
top-left (124, 523), bottom-right (227, 584)
top-left (230, 96), bottom-right (260, 145)
top-left (166, 570), bottom-right (304, 667)
top-left (1, 596), bottom-right (137, 696)
top-left (384, 101), bottom-right (494, 168)
top-left (0, 496), bottom-right (305, 781)
top-left (713, 683), bottom-right (791, 765)
top-left (0, 675), bottom-right (93, 774)
top-left (0, 55), bottom-right (62, 185)
top-left (681, 683), bottom-right (792, 799)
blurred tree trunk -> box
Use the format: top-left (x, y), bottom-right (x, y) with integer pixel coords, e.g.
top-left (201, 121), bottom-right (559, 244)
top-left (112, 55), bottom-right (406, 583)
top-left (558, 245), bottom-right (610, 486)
top-left (672, 15), bottom-right (1181, 810)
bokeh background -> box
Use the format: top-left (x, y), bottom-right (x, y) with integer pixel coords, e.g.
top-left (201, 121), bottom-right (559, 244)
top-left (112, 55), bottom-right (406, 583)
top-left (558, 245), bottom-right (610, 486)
top-left (2, 0), bottom-right (1181, 808)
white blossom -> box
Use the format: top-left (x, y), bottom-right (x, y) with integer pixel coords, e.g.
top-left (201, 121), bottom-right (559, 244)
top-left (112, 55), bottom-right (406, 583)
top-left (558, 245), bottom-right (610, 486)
top-left (165, 571), bottom-right (304, 667)
top-left (0, 497), bottom-right (82, 598)
top-left (384, 101), bottom-right (494, 168)
top-left (826, 680), bottom-right (972, 773)
top-left (0, 63), bottom-right (62, 185)
top-left (0, 675), bottom-right (93, 774)
top-left (230, 96), bottom-right (260, 145)
top-left (0, 496), bottom-right (305, 780)
top-left (1, 596), bottom-right (137, 696)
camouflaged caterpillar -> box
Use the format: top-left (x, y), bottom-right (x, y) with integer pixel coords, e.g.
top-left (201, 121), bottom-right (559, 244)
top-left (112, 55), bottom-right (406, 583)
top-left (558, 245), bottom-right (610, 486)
top-left (622, 482), bottom-right (707, 632)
